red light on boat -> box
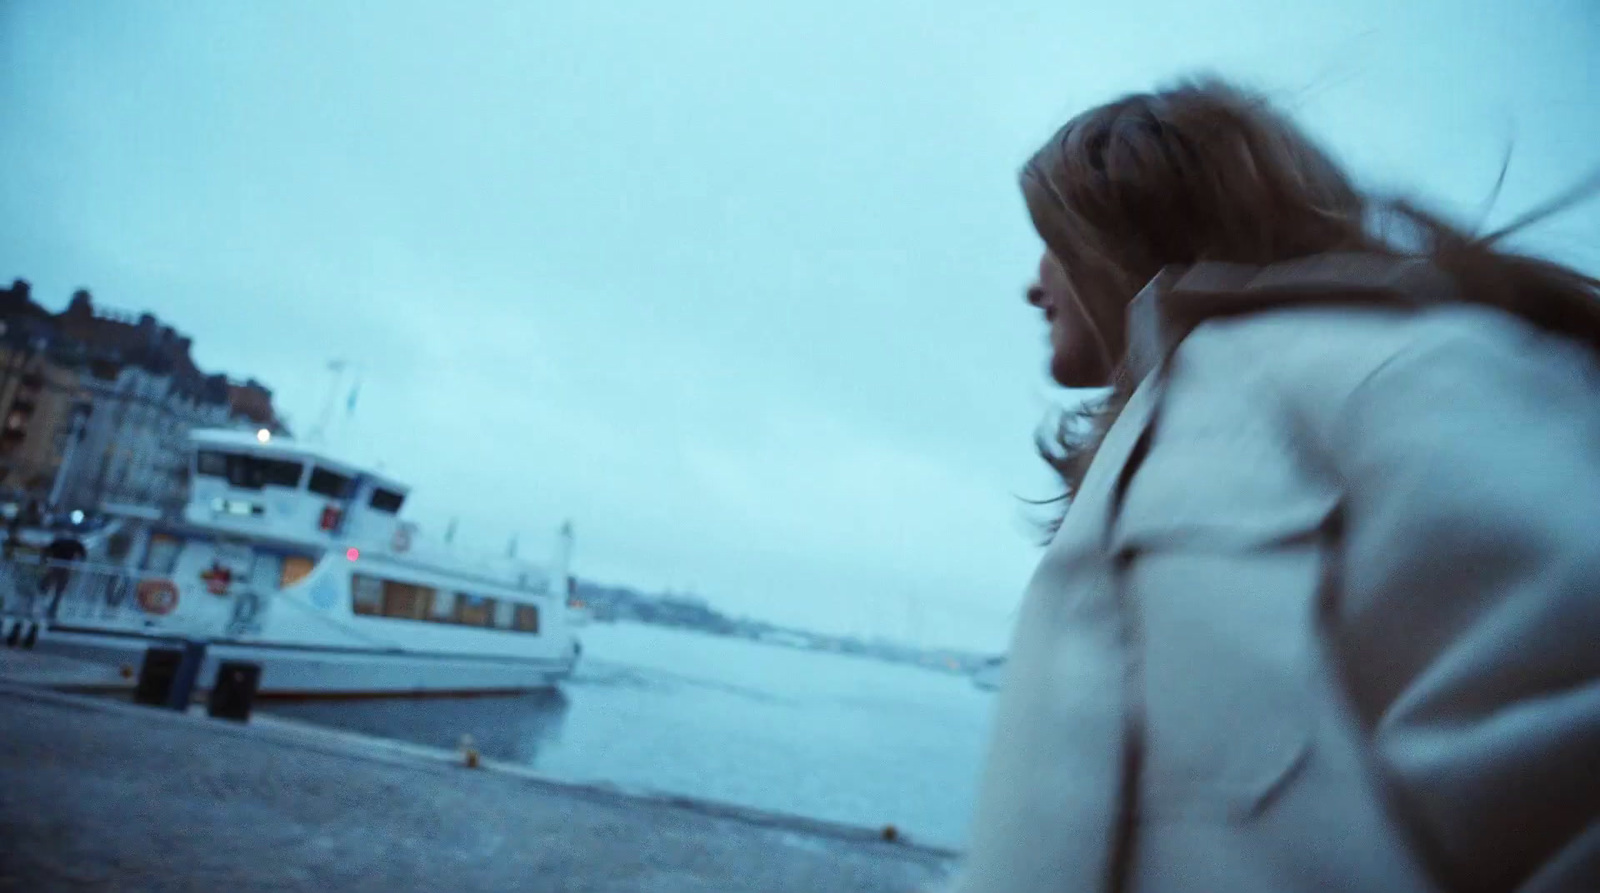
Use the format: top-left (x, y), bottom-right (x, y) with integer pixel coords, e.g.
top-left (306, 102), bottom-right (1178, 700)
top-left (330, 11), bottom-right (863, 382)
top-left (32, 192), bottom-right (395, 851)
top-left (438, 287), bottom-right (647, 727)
top-left (346, 548), bottom-right (360, 561)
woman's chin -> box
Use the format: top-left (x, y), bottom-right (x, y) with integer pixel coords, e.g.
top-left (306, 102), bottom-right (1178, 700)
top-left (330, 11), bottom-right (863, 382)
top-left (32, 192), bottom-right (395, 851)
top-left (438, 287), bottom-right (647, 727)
top-left (1050, 353), bottom-right (1111, 389)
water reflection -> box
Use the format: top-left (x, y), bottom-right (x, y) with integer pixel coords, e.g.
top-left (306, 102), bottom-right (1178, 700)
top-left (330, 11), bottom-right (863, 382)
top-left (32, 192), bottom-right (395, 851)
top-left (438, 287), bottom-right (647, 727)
top-left (259, 625), bottom-right (992, 848)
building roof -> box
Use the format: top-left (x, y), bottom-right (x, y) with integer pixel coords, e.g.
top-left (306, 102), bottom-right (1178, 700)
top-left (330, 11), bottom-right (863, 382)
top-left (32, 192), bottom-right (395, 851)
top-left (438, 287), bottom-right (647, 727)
top-left (0, 279), bottom-right (282, 424)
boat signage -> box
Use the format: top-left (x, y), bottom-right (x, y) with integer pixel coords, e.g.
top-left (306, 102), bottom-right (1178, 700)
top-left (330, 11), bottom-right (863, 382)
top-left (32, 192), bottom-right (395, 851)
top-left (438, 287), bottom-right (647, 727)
top-left (200, 561), bottom-right (234, 596)
top-left (212, 498), bottom-right (263, 517)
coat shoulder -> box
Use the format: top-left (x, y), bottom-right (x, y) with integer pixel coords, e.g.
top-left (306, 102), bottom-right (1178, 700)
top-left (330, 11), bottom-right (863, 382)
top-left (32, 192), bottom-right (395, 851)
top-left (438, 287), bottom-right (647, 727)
top-left (1177, 302), bottom-right (1574, 429)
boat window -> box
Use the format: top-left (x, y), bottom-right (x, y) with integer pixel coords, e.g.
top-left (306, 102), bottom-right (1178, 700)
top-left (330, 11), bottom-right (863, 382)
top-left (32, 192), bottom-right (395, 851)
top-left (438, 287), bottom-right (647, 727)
top-left (493, 598), bottom-right (516, 630)
top-left (369, 488), bottom-right (405, 514)
top-left (429, 590), bottom-right (458, 622)
top-left (308, 466), bottom-right (353, 498)
top-left (259, 459), bottom-right (304, 488)
top-left (106, 530), bottom-right (135, 562)
top-left (196, 451), bottom-right (305, 491)
top-left (280, 554), bottom-right (316, 587)
top-left (513, 604), bottom-right (540, 633)
top-left (196, 450), bottom-right (228, 477)
top-left (381, 580), bottom-right (435, 620)
top-left (141, 535), bottom-right (182, 574)
top-left (351, 574), bottom-right (384, 615)
top-left (345, 577), bottom-right (538, 633)
top-left (457, 593), bottom-right (494, 627)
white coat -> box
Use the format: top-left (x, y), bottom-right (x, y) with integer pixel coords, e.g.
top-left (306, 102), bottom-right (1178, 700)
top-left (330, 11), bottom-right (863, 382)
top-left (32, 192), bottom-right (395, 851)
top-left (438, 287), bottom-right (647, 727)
top-left (948, 254), bottom-right (1600, 893)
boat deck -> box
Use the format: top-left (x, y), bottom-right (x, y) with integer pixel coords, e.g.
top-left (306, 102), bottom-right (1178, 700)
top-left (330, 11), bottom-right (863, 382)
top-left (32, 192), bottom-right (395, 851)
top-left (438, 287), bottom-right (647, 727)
top-left (0, 680), bottom-right (955, 892)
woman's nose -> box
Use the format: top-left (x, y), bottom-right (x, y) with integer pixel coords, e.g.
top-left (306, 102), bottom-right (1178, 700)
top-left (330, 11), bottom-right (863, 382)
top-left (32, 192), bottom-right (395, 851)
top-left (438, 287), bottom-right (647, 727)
top-left (1026, 284), bottom-right (1048, 309)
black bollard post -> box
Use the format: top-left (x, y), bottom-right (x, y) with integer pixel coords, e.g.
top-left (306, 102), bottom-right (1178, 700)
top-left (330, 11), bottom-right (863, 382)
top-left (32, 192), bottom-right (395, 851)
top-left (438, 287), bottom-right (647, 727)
top-left (134, 646), bottom-right (183, 706)
top-left (207, 661), bottom-right (262, 722)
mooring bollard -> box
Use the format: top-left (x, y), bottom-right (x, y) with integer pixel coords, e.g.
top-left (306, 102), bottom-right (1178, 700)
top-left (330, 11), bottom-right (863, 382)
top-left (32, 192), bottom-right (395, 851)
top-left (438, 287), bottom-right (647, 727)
top-left (133, 646), bottom-right (183, 707)
top-left (135, 641), bottom-right (208, 711)
top-left (207, 661), bottom-right (262, 723)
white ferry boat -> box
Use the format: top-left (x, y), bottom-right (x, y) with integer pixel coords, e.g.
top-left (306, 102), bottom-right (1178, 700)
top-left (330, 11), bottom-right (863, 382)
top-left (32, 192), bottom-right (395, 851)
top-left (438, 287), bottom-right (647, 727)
top-left (8, 428), bottom-right (581, 697)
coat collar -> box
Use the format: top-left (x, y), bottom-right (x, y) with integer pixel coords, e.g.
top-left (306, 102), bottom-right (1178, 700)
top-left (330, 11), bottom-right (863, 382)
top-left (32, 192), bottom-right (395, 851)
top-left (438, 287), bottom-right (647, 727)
top-left (1123, 253), bottom-right (1455, 383)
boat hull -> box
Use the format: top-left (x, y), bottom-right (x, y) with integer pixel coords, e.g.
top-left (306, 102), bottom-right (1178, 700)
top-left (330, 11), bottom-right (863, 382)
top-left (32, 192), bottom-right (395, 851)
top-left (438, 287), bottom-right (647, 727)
top-left (34, 626), bottom-right (576, 698)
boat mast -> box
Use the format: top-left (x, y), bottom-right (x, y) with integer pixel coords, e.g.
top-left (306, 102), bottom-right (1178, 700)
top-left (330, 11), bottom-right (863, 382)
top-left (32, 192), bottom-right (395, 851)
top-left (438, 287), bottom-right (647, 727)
top-left (307, 359), bottom-right (347, 445)
top-left (554, 521), bottom-right (575, 597)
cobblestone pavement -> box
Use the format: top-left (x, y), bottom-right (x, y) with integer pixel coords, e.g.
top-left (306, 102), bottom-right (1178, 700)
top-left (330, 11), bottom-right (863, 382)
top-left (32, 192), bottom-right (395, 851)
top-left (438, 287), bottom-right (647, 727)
top-left (0, 685), bottom-right (953, 893)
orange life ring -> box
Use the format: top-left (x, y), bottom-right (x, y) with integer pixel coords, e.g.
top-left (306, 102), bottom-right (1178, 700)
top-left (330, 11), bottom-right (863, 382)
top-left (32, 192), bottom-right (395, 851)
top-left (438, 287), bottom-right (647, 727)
top-left (136, 579), bottom-right (179, 615)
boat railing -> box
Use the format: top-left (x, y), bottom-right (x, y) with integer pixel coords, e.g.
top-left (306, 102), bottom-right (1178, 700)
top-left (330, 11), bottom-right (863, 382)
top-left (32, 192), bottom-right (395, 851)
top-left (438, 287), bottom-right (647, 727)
top-left (0, 556), bottom-right (170, 628)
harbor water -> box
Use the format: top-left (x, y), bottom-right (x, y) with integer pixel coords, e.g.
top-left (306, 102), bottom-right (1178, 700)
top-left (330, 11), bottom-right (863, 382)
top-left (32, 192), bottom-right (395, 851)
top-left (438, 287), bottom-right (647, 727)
top-left (267, 622), bottom-right (994, 849)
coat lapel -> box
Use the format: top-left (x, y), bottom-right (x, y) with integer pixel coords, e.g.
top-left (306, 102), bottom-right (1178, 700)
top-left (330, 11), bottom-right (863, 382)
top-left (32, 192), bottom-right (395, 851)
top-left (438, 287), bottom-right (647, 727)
top-left (951, 375), bottom-right (1163, 893)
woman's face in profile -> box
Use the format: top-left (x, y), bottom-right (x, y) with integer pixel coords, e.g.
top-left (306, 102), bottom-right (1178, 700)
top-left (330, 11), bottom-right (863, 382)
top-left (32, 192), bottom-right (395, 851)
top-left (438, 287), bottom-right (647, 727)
top-left (1026, 251), bottom-right (1108, 388)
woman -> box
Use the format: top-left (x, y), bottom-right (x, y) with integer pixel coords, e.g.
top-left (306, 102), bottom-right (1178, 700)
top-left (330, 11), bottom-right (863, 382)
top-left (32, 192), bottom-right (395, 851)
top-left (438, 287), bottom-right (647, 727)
top-left (952, 81), bottom-right (1600, 893)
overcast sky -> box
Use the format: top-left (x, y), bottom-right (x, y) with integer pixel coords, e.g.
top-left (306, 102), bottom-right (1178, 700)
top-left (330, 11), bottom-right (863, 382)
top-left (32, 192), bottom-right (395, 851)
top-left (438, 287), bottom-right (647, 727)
top-left (2, 1), bottom-right (1595, 650)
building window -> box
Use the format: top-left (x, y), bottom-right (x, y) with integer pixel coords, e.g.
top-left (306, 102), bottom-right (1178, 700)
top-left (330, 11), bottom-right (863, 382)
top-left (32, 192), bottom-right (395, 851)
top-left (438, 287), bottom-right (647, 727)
top-left (369, 488), bottom-right (405, 514)
top-left (351, 574), bottom-right (384, 615)
top-left (308, 466), bottom-right (352, 498)
top-left (513, 604), bottom-right (540, 633)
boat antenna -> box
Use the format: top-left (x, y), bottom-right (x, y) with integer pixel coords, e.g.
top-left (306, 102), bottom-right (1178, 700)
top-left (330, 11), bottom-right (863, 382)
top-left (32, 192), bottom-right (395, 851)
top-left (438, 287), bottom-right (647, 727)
top-left (308, 359), bottom-right (347, 445)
